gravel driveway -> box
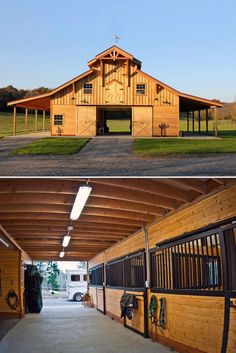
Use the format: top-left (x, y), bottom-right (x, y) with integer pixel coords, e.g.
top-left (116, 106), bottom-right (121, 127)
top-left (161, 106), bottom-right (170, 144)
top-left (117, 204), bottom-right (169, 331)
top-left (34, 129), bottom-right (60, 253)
top-left (0, 136), bottom-right (235, 176)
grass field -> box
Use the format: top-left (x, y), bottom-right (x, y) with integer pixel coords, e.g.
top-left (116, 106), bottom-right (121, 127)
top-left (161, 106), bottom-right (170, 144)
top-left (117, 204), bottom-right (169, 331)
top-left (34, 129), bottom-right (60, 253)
top-left (12, 138), bottom-right (89, 155)
top-left (106, 119), bottom-right (131, 133)
top-left (0, 112), bottom-right (50, 136)
top-left (179, 118), bottom-right (236, 133)
top-left (134, 137), bottom-right (236, 155)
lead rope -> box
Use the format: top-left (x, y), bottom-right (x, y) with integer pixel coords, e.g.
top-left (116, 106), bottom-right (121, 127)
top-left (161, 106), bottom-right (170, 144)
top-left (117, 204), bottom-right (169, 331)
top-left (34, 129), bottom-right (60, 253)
top-left (156, 298), bottom-right (167, 331)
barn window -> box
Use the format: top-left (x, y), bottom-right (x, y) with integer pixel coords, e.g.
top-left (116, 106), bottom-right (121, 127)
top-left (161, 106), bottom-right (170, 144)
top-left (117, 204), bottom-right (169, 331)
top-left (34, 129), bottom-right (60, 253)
top-left (106, 252), bottom-right (145, 289)
top-left (136, 84), bottom-right (146, 95)
top-left (150, 229), bottom-right (224, 294)
top-left (89, 265), bottom-right (104, 286)
top-left (53, 115), bottom-right (63, 126)
top-left (84, 83), bottom-right (93, 94)
top-left (106, 260), bottom-right (123, 288)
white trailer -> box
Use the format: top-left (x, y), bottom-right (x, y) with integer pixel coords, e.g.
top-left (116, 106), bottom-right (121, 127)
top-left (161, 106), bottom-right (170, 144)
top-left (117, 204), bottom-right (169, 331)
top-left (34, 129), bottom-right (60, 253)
top-left (66, 269), bottom-right (88, 301)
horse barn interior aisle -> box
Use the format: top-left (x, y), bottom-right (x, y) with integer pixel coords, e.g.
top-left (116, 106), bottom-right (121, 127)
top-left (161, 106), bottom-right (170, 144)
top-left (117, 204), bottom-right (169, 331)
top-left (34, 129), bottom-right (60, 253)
top-left (0, 178), bottom-right (235, 353)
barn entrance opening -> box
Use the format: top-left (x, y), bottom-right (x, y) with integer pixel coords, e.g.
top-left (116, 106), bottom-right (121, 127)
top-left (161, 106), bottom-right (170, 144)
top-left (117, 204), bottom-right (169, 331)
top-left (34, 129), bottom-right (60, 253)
top-left (97, 108), bottom-right (132, 136)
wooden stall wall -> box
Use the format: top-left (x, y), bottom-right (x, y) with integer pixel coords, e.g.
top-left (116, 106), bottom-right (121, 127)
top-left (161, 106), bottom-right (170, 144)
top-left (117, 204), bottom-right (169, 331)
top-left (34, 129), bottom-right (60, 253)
top-left (148, 292), bottom-right (225, 353)
top-left (0, 249), bottom-right (22, 317)
top-left (88, 184), bottom-right (236, 353)
top-left (228, 302), bottom-right (236, 353)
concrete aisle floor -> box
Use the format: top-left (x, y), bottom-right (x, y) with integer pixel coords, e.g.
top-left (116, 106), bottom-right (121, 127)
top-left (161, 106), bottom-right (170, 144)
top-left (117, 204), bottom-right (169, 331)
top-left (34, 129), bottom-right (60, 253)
top-left (0, 299), bottom-right (169, 353)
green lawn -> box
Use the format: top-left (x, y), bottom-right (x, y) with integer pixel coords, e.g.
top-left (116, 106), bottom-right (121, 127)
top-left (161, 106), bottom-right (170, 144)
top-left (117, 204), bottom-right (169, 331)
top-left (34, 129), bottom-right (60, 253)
top-left (179, 118), bottom-right (236, 132)
top-left (106, 119), bottom-right (131, 133)
top-left (0, 112), bottom-right (50, 136)
top-left (12, 138), bottom-right (89, 155)
top-left (134, 137), bottom-right (236, 156)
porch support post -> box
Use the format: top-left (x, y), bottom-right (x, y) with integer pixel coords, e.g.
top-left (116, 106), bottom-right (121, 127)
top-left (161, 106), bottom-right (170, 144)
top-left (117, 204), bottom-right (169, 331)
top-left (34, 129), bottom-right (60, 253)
top-left (192, 110), bottom-right (195, 132)
top-left (206, 109), bottom-right (209, 134)
top-left (187, 112), bottom-right (189, 132)
top-left (42, 110), bottom-right (46, 132)
top-left (25, 108), bottom-right (28, 133)
top-left (34, 109), bottom-right (38, 132)
top-left (198, 110), bottom-right (201, 133)
top-left (13, 106), bottom-right (16, 136)
top-left (214, 106), bottom-right (218, 137)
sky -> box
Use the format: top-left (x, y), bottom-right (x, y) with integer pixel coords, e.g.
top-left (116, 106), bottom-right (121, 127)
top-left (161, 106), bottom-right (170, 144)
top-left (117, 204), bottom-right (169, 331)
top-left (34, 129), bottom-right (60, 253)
top-left (0, 0), bottom-right (235, 102)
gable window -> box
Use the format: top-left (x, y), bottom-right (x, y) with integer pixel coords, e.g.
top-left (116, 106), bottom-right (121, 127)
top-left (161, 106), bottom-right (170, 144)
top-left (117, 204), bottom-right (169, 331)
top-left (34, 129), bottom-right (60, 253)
top-left (84, 83), bottom-right (93, 94)
top-left (53, 115), bottom-right (63, 126)
top-left (136, 84), bottom-right (146, 95)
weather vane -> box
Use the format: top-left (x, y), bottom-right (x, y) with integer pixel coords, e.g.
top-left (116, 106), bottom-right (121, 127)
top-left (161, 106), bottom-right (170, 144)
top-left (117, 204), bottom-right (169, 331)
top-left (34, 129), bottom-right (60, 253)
top-left (115, 35), bottom-right (120, 44)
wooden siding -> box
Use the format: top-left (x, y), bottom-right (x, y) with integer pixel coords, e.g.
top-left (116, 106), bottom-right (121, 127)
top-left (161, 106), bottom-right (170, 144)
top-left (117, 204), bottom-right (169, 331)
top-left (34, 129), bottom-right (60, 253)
top-left (0, 249), bottom-right (22, 317)
top-left (51, 62), bottom-right (179, 108)
top-left (228, 304), bottom-right (236, 353)
top-left (153, 105), bottom-right (179, 137)
top-left (51, 58), bottom-right (180, 137)
top-left (148, 292), bottom-right (225, 353)
top-left (51, 105), bottom-right (76, 136)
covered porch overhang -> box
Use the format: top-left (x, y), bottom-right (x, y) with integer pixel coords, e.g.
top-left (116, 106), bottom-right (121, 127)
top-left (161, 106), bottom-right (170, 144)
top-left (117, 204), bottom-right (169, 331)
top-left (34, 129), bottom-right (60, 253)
top-left (179, 93), bottom-right (224, 135)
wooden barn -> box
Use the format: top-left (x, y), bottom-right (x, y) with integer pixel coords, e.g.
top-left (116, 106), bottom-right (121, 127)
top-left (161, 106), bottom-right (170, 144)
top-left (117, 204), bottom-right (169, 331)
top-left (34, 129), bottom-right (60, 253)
top-left (0, 178), bottom-right (235, 353)
top-left (8, 46), bottom-right (223, 137)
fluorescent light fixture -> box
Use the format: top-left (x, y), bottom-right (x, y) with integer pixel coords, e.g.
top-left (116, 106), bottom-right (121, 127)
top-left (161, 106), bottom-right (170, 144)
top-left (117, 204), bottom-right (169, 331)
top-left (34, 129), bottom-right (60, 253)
top-left (59, 251), bottom-right (65, 258)
top-left (62, 235), bottom-right (71, 247)
top-left (0, 236), bottom-right (9, 248)
top-left (70, 185), bottom-right (92, 221)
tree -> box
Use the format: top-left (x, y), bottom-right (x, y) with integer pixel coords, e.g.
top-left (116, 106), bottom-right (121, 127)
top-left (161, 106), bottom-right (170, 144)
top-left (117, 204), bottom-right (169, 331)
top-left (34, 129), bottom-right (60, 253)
top-left (35, 261), bottom-right (60, 290)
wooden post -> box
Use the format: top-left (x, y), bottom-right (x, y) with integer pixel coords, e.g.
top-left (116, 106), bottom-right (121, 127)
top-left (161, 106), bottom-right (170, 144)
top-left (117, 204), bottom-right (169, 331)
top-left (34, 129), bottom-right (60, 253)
top-left (100, 60), bottom-right (104, 87)
top-left (127, 60), bottom-right (130, 87)
top-left (25, 108), bottom-right (28, 133)
top-left (42, 110), bottom-right (46, 132)
top-left (192, 111), bottom-right (195, 132)
top-left (34, 110), bottom-right (38, 132)
top-left (206, 109), bottom-right (209, 134)
top-left (187, 112), bottom-right (189, 132)
top-left (13, 106), bottom-right (16, 136)
top-left (198, 110), bottom-right (201, 133)
top-left (214, 106), bottom-right (218, 137)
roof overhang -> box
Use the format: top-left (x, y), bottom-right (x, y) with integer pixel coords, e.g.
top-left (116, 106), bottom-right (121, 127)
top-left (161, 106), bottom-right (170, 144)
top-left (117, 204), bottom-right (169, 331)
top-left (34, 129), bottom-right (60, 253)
top-left (0, 178), bottom-right (233, 261)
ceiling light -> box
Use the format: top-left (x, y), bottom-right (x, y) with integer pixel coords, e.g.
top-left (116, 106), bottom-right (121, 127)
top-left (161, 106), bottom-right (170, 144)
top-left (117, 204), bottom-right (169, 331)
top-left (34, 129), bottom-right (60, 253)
top-left (67, 225), bottom-right (73, 231)
top-left (62, 235), bottom-right (71, 247)
top-left (59, 251), bottom-right (65, 258)
top-left (70, 185), bottom-right (92, 221)
top-left (0, 236), bottom-right (9, 248)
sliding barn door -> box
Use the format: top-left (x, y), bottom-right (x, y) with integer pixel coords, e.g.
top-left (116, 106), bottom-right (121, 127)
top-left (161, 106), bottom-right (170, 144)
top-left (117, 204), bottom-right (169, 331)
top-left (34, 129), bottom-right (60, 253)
top-left (132, 107), bottom-right (153, 137)
top-left (77, 106), bottom-right (97, 136)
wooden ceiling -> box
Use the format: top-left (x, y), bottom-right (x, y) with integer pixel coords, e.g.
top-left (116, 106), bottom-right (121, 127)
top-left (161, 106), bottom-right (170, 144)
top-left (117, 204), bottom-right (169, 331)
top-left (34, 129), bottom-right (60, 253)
top-left (0, 178), bottom-right (233, 261)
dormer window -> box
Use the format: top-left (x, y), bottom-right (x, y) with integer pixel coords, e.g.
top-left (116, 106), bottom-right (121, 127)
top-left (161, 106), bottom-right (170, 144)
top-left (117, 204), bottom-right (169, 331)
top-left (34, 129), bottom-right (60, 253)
top-left (136, 84), bottom-right (146, 95)
top-left (84, 83), bottom-right (93, 94)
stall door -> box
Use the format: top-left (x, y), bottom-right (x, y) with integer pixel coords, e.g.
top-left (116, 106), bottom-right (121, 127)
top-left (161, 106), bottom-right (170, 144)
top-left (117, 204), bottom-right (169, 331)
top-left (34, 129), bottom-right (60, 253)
top-left (77, 106), bottom-right (97, 136)
top-left (132, 107), bottom-right (153, 137)
top-left (96, 287), bottom-right (105, 314)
